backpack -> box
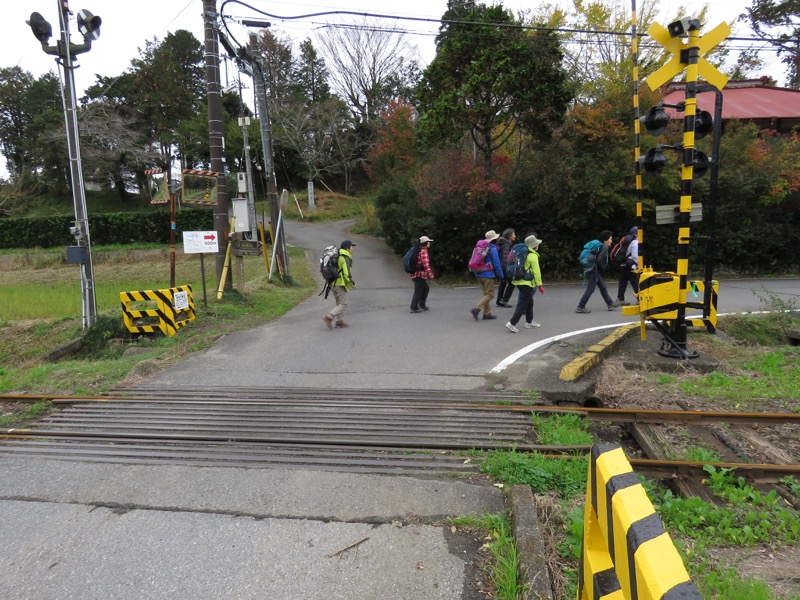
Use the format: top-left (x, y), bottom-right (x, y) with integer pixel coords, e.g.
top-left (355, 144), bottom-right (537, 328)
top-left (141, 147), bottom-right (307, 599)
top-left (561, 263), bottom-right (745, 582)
top-left (506, 242), bottom-right (533, 281)
top-left (319, 246), bottom-right (340, 284)
top-left (403, 241), bottom-right (421, 273)
top-left (610, 234), bottom-right (634, 266)
top-left (467, 239), bottom-right (493, 273)
top-left (579, 239), bottom-right (604, 268)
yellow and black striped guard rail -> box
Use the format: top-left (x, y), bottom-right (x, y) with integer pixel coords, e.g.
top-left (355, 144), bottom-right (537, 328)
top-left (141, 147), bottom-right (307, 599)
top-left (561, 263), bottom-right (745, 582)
top-left (120, 285), bottom-right (195, 337)
top-left (579, 444), bottom-right (701, 599)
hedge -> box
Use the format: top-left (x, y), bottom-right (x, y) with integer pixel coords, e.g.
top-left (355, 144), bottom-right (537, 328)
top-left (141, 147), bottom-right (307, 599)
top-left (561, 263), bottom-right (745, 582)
top-left (0, 208), bottom-right (214, 250)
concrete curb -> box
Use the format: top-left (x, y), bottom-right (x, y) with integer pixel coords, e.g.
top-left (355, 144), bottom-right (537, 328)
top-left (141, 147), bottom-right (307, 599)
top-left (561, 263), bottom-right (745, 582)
top-left (509, 485), bottom-right (554, 600)
top-left (558, 323), bottom-right (638, 381)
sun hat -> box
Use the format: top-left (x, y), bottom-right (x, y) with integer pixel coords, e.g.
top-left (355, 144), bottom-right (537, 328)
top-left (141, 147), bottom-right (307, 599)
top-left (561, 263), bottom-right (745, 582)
top-left (485, 230), bottom-right (500, 242)
top-left (525, 235), bottom-right (542, 249)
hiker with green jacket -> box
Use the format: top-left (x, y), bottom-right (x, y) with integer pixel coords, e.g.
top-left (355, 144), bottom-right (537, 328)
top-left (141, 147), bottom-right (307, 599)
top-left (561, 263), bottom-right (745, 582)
top-left (505, 235), bottom-right (544, 332)
top-left (323, 240), bottom-right (356, 329)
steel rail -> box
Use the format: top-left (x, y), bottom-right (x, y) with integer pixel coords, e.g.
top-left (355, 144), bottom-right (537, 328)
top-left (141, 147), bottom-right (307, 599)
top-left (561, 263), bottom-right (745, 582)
top-left (4, 394), bottom-right (800, 425)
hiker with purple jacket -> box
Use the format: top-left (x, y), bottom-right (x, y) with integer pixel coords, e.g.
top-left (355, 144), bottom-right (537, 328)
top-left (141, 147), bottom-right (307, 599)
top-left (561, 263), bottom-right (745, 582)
top-left (469, 230), bottom-right (505, 321)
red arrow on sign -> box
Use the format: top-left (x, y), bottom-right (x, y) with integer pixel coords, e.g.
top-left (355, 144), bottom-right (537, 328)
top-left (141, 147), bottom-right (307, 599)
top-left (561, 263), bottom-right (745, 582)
top-left (204, 234), bottom-right (216, 241)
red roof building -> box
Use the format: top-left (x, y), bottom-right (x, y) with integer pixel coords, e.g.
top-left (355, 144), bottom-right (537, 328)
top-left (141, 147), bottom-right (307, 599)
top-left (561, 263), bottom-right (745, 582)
top-left (661, 78), bottom-right (800, 132)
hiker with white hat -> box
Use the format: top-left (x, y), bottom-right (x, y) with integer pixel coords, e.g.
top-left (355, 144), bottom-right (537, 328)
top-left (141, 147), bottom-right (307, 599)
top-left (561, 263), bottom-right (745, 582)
top-left (468, 230), bottom-right (505, 321)
top-left (409, 236), bottom-right (435, 313)
top-left (505, 234), bottom-right (545, 333)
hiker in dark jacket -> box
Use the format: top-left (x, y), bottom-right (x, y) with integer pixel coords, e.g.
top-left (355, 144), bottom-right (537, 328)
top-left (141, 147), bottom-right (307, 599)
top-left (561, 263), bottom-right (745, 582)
top-left (616, 226), bottom-right (640, 305)
top-left (576, 230), bottom-right (619, 313)
top-left (496, 228), bottom-right (516, 308)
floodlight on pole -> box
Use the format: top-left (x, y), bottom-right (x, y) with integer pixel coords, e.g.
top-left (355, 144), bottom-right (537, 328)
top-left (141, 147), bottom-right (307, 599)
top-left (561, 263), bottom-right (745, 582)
top-left (27, 1), bottom-right (102, 329)
top-left (27, 12), bottom-right (53, 44)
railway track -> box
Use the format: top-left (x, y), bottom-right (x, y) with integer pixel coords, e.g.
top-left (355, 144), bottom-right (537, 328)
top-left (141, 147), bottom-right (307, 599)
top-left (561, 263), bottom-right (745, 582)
top-left (2, 388), bottom-right (800, 483)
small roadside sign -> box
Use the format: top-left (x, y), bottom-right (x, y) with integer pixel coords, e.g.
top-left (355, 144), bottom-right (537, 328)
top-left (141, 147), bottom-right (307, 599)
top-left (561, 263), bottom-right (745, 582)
top-left (183, 231), bottom-right (219, 254)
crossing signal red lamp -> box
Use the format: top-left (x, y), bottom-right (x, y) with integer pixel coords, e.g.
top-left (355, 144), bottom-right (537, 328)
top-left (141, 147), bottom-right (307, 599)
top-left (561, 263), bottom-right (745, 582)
top-left (694, 110), bottom-right (713, 139)
top-left (640, 147), bottom-right (668, 174)
top-left (693, 151), bottom-right (710, 177)
top-left (640, 105), bottom-right (670, 135)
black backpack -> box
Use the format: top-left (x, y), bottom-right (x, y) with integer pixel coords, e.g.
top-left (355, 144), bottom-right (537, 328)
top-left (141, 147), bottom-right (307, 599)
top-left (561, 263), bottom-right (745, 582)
top-left (403, 241), bottom-right (421, 273)
top-left (610, 234), bottom-right (634, 265)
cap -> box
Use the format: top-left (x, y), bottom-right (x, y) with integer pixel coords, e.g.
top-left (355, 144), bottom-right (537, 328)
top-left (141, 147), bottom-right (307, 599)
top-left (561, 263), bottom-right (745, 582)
top-left (340, 240), bottom-right (356, 249)
top-left (419, 235), bottom-right (433, 243)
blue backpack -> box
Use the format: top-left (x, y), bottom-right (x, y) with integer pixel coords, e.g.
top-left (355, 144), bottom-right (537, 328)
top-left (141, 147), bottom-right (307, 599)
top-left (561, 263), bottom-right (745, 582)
top-left (505, 243), bottom-right (532, 281)
top-left (579, 239), bottom-right (604, 268)
top-left (403, 242), bottom-right (421, 273)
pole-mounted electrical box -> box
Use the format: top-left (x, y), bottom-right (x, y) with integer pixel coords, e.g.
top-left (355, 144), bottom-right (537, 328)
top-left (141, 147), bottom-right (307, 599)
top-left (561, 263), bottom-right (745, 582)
top-left (237, 172), bottom-right (247, 194)
top-left (232, 198), bottom-right (250, 232)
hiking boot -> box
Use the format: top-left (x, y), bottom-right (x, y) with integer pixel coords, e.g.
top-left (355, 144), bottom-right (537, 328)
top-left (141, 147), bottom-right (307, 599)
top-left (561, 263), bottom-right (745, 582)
top-left (410, 308), bottom-right (421, 314)
top-left (575, 306), bottom-right (591, 314)
top-left (505, 321), bottom-right (519, 333)
top-left (335, 321), bottom-right (350, 328)
top-left (470, 308), bottom-right (480, 321)
top-left (618, 299), bottom-right (631, 306)
top-left (322, 315), bottom-right (334, 329)
top-left (496, 300), bottom-right (511, 308)
top-left (482, 313), bottom-right (497, 320)
top-left (525, 321), bottom-right (541, 329)
top-left (420, 306), bottom-right (429, 311)
top-left (609, 299), bottom-right (622, 309)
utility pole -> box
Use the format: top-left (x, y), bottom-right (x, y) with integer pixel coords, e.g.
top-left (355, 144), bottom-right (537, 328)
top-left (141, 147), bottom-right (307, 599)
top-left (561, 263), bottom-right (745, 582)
top-left (27, 3), bottom-right (101, 329)
top-left (202, 0), bottom-right (231, 290)
top-left (247, 31), bottom-right (289, 277)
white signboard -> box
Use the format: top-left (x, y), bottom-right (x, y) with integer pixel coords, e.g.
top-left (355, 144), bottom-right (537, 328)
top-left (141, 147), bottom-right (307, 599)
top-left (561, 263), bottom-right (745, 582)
top-left (183, 231), bottom-right (219, 254)
top-left (173, 291), bottom-right (189, 311)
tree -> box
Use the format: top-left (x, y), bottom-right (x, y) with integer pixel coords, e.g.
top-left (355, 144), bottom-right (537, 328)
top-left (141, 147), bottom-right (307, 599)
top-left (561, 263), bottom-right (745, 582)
top-left (0, 68), bottom-right (61, 179)
top-left (417, 0), bottom-right (572, 168)
top-left (742, 0), bottom-right (800, 87)
top-left (85, 29), bottom-right (205, 184)
top-left (315, 18), bottom-right (420, 128)
top-left (292, 39), bottom-right (331, 106)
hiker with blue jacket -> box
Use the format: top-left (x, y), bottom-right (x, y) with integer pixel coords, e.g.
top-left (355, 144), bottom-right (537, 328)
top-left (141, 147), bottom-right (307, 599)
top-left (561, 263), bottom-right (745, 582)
top-left (576, 230), bottom-right (619, 313)
top-left (505, 235), bottom-right (544, 333)
top-left (323, 240), bottom-right (356, 329)
top-left (470, 230), bottom-right (505, 321)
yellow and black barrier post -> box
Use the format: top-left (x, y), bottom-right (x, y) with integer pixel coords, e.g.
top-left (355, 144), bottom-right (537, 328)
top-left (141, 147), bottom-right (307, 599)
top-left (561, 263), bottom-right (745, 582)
top-left (120, 285), bottom-right (195, 337)
top-left (578, 444), bottom-right (701, 599)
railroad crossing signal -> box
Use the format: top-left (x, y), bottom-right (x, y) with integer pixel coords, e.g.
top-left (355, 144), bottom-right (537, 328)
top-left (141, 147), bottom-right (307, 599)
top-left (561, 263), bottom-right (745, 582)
top-left (645, 21), bottom-right (731, 91)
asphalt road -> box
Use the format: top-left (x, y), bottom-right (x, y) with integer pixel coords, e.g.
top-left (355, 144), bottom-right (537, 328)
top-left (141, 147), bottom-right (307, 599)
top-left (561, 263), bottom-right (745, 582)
top-left (145, 219), bottom-right (800, 391)
top-left (2, 219), bottom-right (797, 600)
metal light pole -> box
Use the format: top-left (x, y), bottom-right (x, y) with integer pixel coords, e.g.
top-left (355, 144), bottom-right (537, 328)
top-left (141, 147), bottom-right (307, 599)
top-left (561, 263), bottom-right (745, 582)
top-left (27, 3), bottom-right (101, 329)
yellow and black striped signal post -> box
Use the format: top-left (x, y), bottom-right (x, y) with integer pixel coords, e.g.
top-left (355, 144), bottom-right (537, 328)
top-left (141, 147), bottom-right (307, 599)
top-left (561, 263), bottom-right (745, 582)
top-left (624, 18), bottom-right (730, 358)
top-left (579, 444), bottom-right (701, 599)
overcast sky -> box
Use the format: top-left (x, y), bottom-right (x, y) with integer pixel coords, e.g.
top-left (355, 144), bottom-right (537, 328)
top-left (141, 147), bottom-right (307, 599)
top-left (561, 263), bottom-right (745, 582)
top-left (4, 0), bottom-right (782, 98)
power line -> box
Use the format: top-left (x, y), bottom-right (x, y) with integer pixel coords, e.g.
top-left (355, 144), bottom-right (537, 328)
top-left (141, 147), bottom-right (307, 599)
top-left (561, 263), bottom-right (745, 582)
top-left (219, 0), bottom-right (790, 45)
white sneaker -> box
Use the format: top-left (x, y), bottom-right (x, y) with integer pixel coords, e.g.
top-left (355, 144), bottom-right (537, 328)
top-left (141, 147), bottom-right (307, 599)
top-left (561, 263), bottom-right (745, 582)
top-left (505, 321), bottom-right (519, 333)
top-left (525, 321), bottom-right (541, 329)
